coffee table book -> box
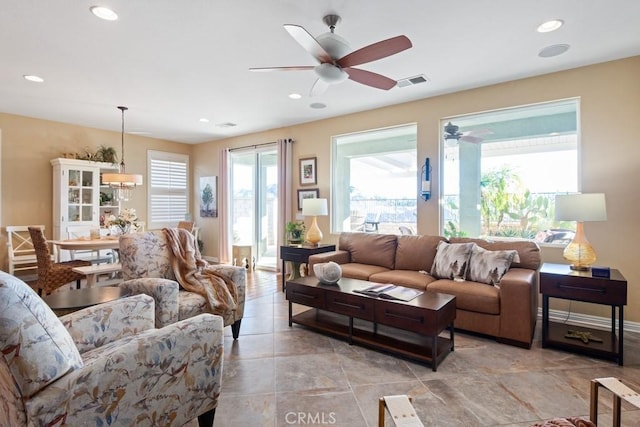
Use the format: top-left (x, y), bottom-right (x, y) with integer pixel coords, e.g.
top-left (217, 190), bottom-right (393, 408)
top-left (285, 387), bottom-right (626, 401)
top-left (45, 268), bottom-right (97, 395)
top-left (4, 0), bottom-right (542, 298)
top-left (354, 283), bottom-right (423, 302)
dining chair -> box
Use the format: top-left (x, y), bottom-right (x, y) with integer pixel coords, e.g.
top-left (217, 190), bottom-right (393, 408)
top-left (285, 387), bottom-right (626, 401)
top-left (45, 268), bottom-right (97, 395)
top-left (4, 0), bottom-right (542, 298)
top-left (177, 220), bottom-right (195, 231)
top-left (5, 225), bottom-right (44, 279)
top-left (28, 227), bottom-right (91, 295)
top-left (178, 220), bottom-right (200, 241)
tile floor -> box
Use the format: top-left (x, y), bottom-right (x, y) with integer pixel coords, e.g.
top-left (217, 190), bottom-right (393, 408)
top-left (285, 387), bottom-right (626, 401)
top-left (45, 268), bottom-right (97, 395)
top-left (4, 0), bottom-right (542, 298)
top-left (216, 273), bottom-right (640, 427)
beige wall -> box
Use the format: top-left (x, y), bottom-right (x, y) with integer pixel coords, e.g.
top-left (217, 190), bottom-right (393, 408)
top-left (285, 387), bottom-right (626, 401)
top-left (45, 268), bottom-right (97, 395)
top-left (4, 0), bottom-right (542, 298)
top-left (193, 56), bottom-right (640, 323)
top-left (1, 56), bottom-right (638, 322)
top-left (0, 113), bottom-right (191, 268)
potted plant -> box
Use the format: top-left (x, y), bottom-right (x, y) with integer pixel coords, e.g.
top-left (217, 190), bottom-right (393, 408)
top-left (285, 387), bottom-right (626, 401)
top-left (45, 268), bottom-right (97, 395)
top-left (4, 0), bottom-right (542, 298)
top-left (285, 221), bottom-right (305, 244)
top-left (96, 145), bottom-right (118, 164)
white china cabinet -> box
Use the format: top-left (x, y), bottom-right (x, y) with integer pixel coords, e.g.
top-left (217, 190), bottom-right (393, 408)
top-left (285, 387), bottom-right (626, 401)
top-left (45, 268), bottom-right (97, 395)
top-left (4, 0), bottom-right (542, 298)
top-left (51, 158), bottom-right (120, 241)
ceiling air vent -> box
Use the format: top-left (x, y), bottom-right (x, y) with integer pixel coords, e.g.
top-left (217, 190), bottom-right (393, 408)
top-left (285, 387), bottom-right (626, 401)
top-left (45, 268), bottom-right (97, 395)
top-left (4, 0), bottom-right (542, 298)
top-left (396, 74), bottom-right (429, 88)
top-left (215, 122), bottom-right (237, 128)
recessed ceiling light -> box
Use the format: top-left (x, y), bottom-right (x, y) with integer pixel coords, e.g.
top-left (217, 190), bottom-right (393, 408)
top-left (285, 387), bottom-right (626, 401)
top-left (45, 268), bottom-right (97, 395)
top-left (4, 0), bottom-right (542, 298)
top-left (23, 75), bottom-right (44, 83)
top-left (538, 44), bottom-right (570, 58)
top-left (289, 93), bottom-right (302, 100)
top-left (537, 19), bottom-right (564, 33)
top-left (90, 6), bottom-right (118, 21)
top-left (199, 118), bottom-right (210, 123)
top-left (310, 103), bottom-right (326, 109)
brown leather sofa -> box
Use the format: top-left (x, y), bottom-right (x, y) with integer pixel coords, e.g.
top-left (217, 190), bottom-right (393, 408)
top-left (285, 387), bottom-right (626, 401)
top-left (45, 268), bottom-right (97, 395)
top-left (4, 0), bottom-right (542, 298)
top-left (308, 232), bottom-right (541, 348)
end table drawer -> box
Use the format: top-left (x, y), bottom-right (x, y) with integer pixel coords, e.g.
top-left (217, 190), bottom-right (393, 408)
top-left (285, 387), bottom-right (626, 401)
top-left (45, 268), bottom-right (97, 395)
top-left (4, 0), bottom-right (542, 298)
top-left (540, 274), bottom-right (627, 305)
top-left (326, 292), bottom-right (375, 321)
top-left (287, 284), bottom-right (325, 309)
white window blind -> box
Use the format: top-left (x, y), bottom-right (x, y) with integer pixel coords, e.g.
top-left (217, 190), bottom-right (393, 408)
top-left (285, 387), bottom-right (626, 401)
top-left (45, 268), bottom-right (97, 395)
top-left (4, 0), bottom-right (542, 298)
top-left (147, 151), bottom-right (189, 229)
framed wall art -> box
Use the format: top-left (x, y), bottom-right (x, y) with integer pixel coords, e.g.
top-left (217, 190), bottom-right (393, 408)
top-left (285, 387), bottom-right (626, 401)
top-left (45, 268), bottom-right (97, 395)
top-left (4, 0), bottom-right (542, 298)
top-left (199, 176), bottom-right (217, 217)
top-left (297, 188), bottom-right (319, 211)
top-left (299, 157), bottom-right (317, 185)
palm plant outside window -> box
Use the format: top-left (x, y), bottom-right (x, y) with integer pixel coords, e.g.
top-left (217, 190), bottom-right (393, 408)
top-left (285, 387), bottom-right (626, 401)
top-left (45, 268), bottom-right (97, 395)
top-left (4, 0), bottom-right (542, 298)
top-left (441, 99), bottom-right (579, 243)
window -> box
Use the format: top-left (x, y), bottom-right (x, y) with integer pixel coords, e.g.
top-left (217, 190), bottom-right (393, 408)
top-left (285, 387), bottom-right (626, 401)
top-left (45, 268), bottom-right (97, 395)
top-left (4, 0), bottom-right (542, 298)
top-left (147, 150), bottom-right (189, 230)
top-left (441, 99), bottom-right (579, 244)
top-left (331, 124), bottom-right (417, 234)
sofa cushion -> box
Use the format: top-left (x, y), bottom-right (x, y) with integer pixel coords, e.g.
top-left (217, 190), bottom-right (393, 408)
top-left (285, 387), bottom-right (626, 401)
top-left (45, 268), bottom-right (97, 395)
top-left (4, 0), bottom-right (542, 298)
top-left (340, 263), bottom-right (390, 281)
top-left (430, 241), bottom-right (474, 280)
top-left (0, 271), bottom-right (84, 398)
top-left (467, 244), bottom-right (517, 286)
top-left (427, 279), bottom-right (500, 315)
top-left (338, 232), bottom-right (397, 270)
top-left (369, 270), bottom-right (436, 290)
top-left (449, 237), bottom-right (541, 270)
top-left (395, 235), bottom-right (446, 271)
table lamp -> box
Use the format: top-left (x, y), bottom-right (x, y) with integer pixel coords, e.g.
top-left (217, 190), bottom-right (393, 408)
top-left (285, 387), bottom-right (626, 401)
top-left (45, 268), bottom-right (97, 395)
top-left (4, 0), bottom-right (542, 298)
top-left (554, 193), bottom-right (607, 271)
top-left (302, 198), bottom-right (328, 246)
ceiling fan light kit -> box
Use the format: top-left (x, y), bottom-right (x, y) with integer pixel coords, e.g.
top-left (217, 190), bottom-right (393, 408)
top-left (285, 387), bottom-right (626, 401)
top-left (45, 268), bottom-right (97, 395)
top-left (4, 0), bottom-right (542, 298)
top-left (250, 14), bottom-right (412, 95)
top-left (443, 121), bottom-right (492, 145)
top-left (315, 63), bottom-right (348, 83)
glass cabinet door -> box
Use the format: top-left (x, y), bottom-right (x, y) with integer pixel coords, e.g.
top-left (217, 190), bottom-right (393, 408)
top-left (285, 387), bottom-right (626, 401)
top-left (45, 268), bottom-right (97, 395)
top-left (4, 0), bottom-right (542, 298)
top-left (67, 168), bottom-right (96, 223)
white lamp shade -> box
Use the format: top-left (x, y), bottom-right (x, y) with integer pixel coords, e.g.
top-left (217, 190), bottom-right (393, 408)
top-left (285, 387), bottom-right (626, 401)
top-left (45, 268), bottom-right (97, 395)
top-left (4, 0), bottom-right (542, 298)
top-left (102, 172), bottom-right (143, 186)
top-left (302, 198), bottom-right (328, 216)
top-left (555, 193), bottom-right (607, 222)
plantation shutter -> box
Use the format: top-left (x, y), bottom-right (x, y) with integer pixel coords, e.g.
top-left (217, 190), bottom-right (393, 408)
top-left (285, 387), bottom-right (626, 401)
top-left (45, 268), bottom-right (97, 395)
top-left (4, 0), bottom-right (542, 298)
top-left (147, 151), bottom-right (189, 229)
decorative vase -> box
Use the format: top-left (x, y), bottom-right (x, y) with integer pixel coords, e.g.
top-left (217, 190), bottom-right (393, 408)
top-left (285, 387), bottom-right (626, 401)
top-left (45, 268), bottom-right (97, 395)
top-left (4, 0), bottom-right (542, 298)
top-left (111, 224), bottom-right (131, 236)
top-left (313, 261), bottom-right (342, 285)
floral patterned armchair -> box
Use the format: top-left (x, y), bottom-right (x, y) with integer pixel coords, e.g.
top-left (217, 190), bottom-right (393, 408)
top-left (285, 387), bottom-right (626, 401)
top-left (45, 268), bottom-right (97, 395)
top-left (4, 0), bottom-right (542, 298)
top-left (118, 230), bottom-right (246, 338)
top-left (0, 270), bottom-right (223, 426)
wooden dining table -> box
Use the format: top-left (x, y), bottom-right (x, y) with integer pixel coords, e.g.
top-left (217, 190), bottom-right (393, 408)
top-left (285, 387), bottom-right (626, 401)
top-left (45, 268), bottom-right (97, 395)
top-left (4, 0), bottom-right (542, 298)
top-left (49, 236), bottom-right (120, 262)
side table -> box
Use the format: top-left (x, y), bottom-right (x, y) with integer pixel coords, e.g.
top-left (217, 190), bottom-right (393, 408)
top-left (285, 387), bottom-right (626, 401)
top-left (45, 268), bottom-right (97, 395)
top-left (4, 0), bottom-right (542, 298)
top-left (280, 244), bottom-right (336, 292)
top-left (43, 286), bottom-right (127, 316)
top-left (540, 263), bottom-right (627, 365)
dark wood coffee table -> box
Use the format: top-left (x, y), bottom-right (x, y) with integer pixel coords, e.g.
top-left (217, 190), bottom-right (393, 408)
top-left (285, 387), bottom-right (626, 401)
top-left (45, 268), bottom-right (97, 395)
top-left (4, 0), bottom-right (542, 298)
top-left (286, 276), bottom-right (456, 371)
top-left (44, 286), bottom-right (126, 316)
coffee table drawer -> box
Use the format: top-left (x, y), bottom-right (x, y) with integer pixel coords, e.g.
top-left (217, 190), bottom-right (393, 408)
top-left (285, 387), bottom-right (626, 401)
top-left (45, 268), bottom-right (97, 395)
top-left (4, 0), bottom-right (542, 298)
top-left (326, 291), bottom-right (374, 321)
top-left (287, 283), bottom-right (325, 309)
top-left (375, 301), bottom-right (432, 334)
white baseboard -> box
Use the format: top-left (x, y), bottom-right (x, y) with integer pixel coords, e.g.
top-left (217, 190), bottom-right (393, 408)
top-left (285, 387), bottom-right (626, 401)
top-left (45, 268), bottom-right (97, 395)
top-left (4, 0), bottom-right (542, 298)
top-left (539, 307), bottom-right (640, 334)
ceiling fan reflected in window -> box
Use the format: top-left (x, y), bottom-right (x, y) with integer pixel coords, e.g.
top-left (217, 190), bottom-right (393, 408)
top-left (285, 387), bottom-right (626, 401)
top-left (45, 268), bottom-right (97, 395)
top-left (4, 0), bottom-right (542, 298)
top-left (443, 122), bottom-right (493, 146)
top-left (249, 15), bottom-right (412, 96)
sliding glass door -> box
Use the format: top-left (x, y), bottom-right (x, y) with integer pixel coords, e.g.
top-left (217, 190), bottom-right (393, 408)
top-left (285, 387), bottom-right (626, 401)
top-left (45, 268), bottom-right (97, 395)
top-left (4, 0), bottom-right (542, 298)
top-left (229, 146), bottom-right (278, 269)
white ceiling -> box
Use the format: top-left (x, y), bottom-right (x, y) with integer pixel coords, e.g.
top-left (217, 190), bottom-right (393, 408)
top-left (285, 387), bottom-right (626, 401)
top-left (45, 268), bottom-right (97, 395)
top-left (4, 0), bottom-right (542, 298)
top-left (1, 1), bottom-right (639, 144)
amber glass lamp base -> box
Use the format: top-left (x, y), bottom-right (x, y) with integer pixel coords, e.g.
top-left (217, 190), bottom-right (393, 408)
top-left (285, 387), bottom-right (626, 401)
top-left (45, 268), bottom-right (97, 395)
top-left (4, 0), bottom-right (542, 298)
top-left (306, 216), bottom-right (323, 246)
top-left (563, 222), bottom-right (597, 271)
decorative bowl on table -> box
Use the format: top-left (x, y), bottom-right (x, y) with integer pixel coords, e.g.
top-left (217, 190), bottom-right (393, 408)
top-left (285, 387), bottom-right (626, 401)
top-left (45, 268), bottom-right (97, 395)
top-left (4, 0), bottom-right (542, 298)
top-left (313, 261), bottom-right (342, 285)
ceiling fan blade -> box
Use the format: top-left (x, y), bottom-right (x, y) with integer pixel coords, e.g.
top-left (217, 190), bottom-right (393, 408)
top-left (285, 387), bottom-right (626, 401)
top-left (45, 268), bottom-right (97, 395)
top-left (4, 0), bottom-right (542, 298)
top-left (310, 78), bottom-right (329, 97)
top-left (284, 24), bottom-right (333, 64)
top-left (249, 66), bottom-right (315, 72)
top-left (337, 35), bottom-right (412, 68)
top-left (344, 68), bottom-right (397, 90)
top-left (460, 135), bottom-right (484, 144)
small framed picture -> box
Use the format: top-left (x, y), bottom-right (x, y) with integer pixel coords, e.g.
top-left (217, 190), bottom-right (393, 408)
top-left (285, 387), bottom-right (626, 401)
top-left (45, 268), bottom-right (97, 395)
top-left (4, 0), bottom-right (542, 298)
top-left (299, 157), bottom-right (317, 185)
top-left (297, 189), bottom-right (319, 211)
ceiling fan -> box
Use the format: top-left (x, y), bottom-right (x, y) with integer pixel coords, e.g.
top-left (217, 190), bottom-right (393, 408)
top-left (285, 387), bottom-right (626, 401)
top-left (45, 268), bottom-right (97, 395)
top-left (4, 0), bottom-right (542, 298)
top-left (250, 14), bottom-right (412, 96)
top-left (443, 122), bottom-right (493, 145)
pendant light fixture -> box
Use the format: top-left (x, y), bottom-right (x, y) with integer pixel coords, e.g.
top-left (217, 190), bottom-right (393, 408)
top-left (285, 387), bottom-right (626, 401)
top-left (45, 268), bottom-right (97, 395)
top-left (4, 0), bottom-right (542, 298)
top-left (101, 106), bottom-right (143, 201)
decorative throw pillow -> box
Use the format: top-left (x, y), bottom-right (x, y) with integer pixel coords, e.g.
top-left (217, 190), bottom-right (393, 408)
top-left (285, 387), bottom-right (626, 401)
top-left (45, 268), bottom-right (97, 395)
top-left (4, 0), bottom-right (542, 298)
top-left (466, 244), bottom-right (517, 286)
top-left (430, 241), bottom-right (474, 280)
top-left (0, 271), bottom-right (84, 398)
